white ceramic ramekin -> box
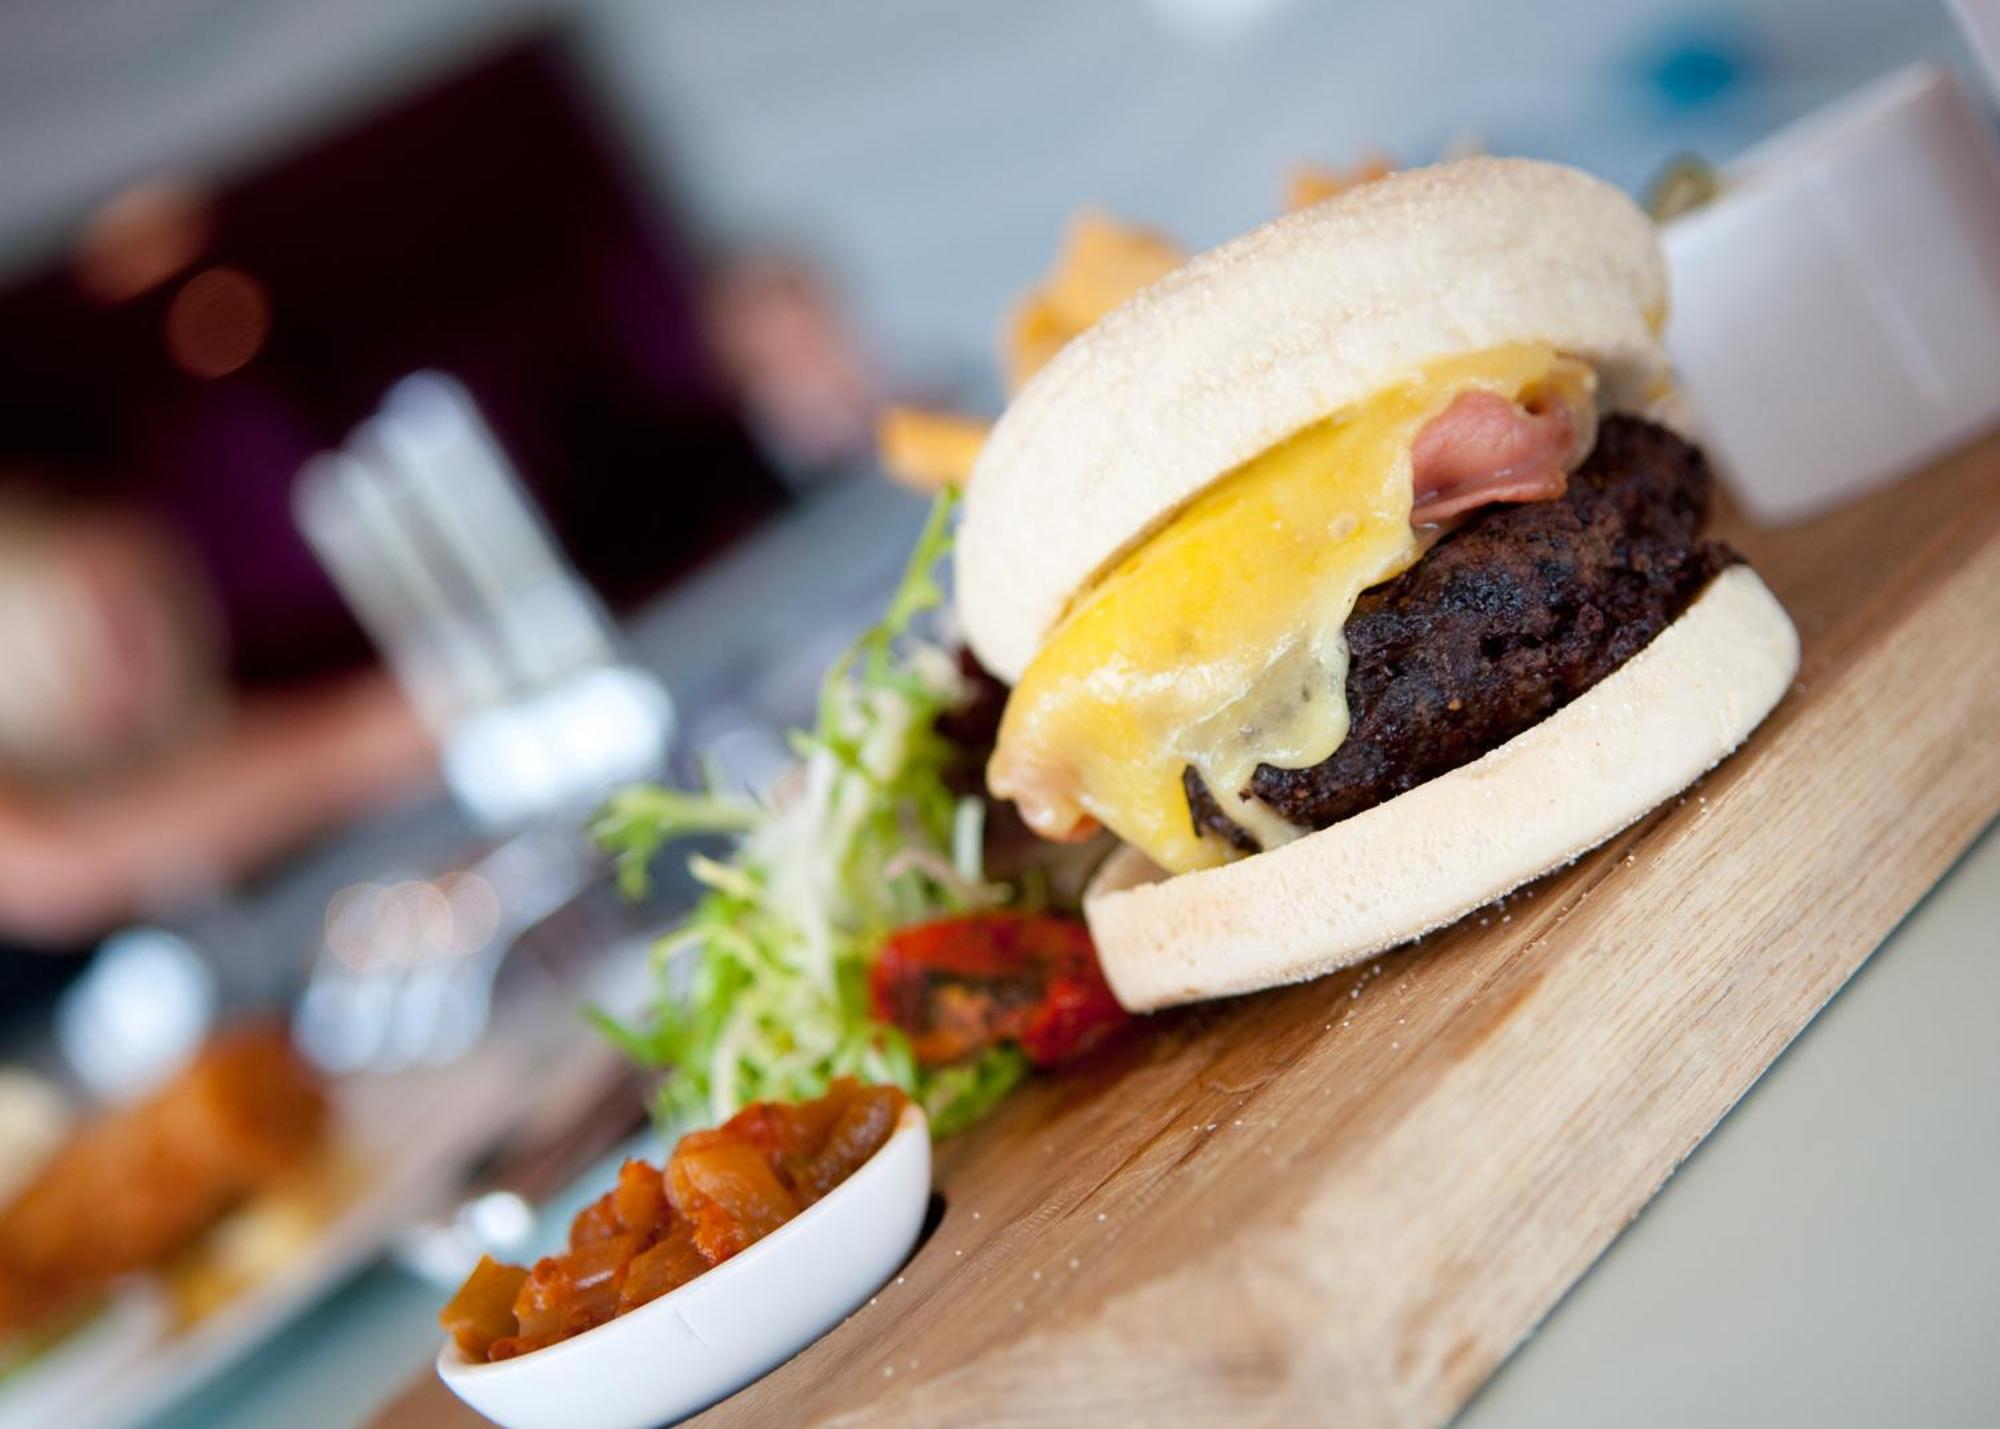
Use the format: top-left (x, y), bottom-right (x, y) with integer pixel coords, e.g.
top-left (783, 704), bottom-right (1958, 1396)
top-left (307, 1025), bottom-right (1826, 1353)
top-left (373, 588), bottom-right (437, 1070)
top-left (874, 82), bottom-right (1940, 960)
top-left (436, 1103), bottom-right (931, 1429)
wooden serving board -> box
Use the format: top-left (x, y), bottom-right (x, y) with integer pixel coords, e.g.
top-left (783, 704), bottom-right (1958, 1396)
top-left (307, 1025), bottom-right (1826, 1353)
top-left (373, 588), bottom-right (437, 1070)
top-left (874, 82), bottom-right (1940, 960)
top-left (380, 434), bottom-right (2000, 1429)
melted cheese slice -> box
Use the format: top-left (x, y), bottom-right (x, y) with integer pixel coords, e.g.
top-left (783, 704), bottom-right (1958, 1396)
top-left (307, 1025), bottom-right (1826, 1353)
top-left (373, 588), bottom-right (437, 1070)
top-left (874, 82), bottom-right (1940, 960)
top-left (987, 343), bottom-right (1573, 875)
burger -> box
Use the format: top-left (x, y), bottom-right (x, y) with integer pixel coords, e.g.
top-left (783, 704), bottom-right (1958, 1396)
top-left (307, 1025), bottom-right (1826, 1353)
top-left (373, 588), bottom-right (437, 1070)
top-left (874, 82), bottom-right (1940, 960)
top-left (954, 157), bottom-right (1800, 1012)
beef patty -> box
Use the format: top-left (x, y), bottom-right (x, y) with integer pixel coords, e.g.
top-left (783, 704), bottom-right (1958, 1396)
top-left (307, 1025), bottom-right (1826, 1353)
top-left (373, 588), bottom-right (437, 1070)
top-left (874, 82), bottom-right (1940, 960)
top-left (1187, 415), bottom-right (1737, 852)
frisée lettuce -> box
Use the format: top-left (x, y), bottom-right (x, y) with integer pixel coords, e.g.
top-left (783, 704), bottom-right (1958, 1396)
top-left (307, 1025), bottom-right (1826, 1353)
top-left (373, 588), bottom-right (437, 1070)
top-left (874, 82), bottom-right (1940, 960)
top-left (591, 493), bottom-right (1029, 1136)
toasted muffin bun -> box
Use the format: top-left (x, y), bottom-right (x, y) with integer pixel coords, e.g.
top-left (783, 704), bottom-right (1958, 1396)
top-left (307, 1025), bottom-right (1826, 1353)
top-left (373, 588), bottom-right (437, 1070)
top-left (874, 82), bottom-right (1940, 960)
top-left (957, 157), bottom-right (1671, 683)
top-left (1082, 566), bottom-right (1799, 1012)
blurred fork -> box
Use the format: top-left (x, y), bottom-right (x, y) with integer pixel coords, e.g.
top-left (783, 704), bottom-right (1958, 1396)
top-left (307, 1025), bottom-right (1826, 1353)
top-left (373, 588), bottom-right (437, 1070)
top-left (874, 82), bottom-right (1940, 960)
top-left (290, 826), bottom-right (592, 1075)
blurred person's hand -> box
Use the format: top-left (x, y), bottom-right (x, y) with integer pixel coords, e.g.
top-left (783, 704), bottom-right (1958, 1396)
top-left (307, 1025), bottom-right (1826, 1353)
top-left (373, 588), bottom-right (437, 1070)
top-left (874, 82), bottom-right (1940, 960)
top-left (0, 671), bottom-right (436, 947)
top-left (704, 252), bottom-right (879, 473)
top-left (0, 500), bottom-right (221, 779)
top-left (0, 500), bottom-right (437, 947)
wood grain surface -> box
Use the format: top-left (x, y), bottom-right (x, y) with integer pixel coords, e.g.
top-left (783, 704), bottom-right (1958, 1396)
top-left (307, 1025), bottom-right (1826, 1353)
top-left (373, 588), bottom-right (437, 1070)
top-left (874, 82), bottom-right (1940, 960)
top-left (377, 434), bottom-right (2000, 1429)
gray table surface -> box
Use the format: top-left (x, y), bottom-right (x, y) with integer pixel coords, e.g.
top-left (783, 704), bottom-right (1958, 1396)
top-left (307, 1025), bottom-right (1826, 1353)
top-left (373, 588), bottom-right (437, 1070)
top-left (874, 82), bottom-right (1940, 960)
top-left (1465, 821), bottom-right (2000, 1429)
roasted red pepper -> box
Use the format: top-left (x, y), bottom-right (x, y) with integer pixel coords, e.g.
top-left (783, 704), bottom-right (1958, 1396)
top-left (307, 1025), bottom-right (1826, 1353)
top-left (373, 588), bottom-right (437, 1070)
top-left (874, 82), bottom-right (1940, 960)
top-left (869, 911), bottom-right (1131, 1067)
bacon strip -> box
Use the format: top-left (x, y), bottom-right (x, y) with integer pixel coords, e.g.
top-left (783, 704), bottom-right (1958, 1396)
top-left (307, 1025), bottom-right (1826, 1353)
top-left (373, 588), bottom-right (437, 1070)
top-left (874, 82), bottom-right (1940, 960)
top-left (1410, 385), bottom-right (1595, 523)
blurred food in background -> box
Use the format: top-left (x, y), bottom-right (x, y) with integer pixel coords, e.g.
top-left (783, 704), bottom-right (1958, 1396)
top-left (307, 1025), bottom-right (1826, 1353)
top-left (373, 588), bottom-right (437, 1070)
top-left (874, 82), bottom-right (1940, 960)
top-left (1001, 211), bottom-right (1187, 393)
top-left (1285, 150), bottom-right (1398, 210)
top-left (875, 407), bottom-right (991, 495)
top-left (875, 163), bottom-right (1393, 497)
top-left (0, 1026), bottom-right (329, 1353)
top-left (876, 208), bottom-right (1195, 493)
top-left (0, 1072), bottom-right (70, 1209)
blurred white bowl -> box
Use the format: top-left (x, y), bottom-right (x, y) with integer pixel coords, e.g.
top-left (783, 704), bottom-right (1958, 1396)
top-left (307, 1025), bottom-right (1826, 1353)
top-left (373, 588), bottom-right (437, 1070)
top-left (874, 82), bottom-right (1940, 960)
top-left (436, 1103), bottom-right (930, 1429)
top-left (1664, 64), bottom-right (2000, 524)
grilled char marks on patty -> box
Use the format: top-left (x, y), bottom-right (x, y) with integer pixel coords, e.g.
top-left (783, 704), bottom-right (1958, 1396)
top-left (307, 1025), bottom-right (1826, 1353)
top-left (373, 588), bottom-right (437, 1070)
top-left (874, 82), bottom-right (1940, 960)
top-left (1187, 415), bottom-right (1738, 852)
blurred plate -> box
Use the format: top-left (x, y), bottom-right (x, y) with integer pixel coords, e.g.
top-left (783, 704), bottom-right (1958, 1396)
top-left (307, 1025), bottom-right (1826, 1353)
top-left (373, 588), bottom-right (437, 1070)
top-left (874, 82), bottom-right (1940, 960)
top-left (0, 1001), bottom-right (620, 1429)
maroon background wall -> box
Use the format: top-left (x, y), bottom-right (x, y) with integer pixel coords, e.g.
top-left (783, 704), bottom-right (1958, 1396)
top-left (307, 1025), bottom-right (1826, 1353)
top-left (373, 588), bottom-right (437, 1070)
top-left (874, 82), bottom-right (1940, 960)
top-left (0, 35), bottom-right (786, 687)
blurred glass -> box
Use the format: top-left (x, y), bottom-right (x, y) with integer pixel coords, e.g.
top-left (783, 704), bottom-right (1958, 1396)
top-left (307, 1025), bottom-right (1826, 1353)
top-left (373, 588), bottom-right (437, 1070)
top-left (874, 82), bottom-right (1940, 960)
top-left (53, 927), bottom-right (216, 1100)
top-left (296, 372), bottom-right (674, 833)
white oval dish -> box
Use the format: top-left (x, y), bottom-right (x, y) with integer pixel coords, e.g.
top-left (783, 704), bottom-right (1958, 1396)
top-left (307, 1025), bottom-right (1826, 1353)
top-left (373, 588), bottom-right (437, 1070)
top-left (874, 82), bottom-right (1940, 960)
top-left (436, 1102), bottom-right (930, 1429)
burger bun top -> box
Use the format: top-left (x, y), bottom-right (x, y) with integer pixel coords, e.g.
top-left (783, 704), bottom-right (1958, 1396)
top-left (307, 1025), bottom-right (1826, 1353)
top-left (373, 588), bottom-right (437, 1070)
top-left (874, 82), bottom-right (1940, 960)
top-left (956, 157), bottom-right (1672, 683)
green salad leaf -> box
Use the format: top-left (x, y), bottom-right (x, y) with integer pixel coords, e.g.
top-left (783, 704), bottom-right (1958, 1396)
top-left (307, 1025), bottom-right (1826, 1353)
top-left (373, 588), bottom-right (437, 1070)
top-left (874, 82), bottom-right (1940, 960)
top-left (592, 491), bottom-right (1026, 1134)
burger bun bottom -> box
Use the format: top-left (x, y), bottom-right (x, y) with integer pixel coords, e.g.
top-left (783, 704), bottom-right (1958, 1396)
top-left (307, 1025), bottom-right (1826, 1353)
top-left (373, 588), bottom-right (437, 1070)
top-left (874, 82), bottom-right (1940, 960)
top-left (1084, 565), bottom-right (1800, 1012)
